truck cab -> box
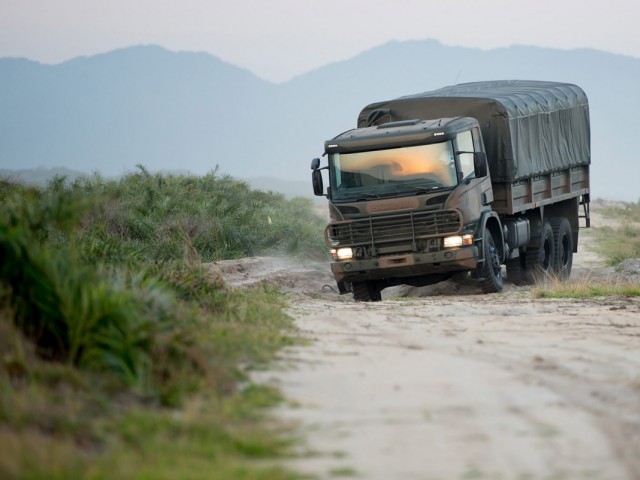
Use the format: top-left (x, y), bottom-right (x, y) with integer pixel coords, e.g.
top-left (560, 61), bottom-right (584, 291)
top-left (312, 117), bottom-right (502, 301)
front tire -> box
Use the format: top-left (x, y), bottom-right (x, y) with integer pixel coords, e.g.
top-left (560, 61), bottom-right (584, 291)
top-left (480, 229), bottom-right (504, 293)
top-left (526, 220), bottom-right (555, 281)
top-left (352, 281), bottom-right (382, 302)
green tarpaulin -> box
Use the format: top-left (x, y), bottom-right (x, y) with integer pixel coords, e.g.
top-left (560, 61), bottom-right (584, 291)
top-left (357, 80), bottom-right (590, 183)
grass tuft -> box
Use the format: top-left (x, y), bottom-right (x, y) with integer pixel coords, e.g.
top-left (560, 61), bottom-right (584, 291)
top-left (534, 276), bottom-right (640, 298)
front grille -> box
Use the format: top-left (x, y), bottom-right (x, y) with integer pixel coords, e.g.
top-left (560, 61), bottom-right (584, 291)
top-left (325, 209), bottom-right (462, 249)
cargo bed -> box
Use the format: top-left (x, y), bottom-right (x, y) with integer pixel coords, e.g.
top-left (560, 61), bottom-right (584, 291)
top-left (492, 165), bottom-right (589, 215)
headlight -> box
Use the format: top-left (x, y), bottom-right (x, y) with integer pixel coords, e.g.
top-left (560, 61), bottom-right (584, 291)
top-left (444, 236), bottom-right (462, 248)
top-left (336, 247), bottom-right (353, 260)
top-left (444, 234), bottom-right (473, 248)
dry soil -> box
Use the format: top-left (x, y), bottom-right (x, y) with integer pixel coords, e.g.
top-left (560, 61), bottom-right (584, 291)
top-left (209, 208), bottom-right (640, 480)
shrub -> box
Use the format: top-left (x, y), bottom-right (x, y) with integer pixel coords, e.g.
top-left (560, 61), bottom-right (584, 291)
top-left (0, 170), bottom-right (315, 401)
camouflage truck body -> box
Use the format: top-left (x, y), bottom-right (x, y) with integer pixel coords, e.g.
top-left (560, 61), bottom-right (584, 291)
top-left (311, 81), bottom-right (590, 301)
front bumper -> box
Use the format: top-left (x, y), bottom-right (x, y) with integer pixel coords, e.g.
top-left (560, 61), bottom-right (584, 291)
top-left (330, 246), bottom-right (479, 283)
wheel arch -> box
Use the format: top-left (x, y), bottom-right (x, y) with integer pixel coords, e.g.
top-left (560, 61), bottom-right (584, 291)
top-left (478, 211), bottom-right (505, 263)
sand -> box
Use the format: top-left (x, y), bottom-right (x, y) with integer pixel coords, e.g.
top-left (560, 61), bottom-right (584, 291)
top-left (208, 207), bottom-right (640, 479)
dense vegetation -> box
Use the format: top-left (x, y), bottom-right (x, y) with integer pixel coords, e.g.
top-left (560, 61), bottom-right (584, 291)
top-left (0, 168), bottom-right (326, 479)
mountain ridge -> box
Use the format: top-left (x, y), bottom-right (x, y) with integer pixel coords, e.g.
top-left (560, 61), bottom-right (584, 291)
top-left (1, 41), bottom-right (638, 200)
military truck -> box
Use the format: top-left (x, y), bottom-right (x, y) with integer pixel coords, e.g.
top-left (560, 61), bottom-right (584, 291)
top-left (310, 80), bottom-right (591, 301)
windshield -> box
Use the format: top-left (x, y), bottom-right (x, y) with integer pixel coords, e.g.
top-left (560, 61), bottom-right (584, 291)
top-left (330, 141), bottom-right (457, 201)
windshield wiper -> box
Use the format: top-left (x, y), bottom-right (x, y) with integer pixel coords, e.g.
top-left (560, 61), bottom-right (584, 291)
top-left (337, 192), bottom-right (382, 201)
top-left (412, 182), bottom-right (449, 192)
top-left (408, 186), bottom-right (434, 194)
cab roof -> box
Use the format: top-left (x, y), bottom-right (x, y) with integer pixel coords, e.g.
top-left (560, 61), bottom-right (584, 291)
top-left (325, 117), bottom-right (477, 154)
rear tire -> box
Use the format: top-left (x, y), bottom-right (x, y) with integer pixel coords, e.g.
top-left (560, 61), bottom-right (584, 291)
top-left (550, 217), bottom-right (573, 280)
top-left (352, 281), bottom-right (382, 302)
top-left (480, 230), bottom-right (504, 293)
top-left (526, 221), bottom-right (555, 281)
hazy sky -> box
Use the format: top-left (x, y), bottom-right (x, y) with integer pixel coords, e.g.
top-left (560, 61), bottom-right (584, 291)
top-left (1, 0), bottom-right (639, 83)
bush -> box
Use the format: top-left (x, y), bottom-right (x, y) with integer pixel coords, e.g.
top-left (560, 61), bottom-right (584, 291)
top-left (1, 171), bottom-right (313, 399)
top-left (1, 171), bottom-right (311, 478)
top-left (70, 169), bottom-right (327, 264)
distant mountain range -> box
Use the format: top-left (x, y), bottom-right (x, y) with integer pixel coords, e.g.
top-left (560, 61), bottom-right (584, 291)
top-left (1, 40), bottom-right (639, 201)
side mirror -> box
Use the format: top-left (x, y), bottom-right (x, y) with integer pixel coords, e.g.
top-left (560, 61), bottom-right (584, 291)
top-left (311, 157), bottom-right (320, 170)
top-left (474, 152), bottom-right (488, 178)
top-left (312, 169), bottom-right (324, 196)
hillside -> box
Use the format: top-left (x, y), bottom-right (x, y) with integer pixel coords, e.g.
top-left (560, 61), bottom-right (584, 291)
top-left (1, 41), bottom-right (639, 200)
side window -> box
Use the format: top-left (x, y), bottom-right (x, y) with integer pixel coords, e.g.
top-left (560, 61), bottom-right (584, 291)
top-left (456, 130), bottom-right (475, 179)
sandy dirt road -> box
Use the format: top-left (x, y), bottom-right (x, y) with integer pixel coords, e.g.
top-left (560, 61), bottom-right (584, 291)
top-left (211, 211), bottom-right (640, 480)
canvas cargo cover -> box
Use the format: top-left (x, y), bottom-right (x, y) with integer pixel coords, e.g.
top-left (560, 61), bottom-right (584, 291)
top-left (357, 80), bottom-right (590, 183)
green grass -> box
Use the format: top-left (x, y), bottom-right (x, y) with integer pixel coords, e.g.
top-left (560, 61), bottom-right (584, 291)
top-left (0, 170), bottom-right (321, 479)
top-left (0, 355), bottom-right (299, 479)
top-left (71, 167), bottom-right (327, 264)
top-left (535, 200), bottom-right (640, 299)
top-left (592, 222), bottom-right (640, 266)
top-left (598, 199), bottom-right (640, 223)
top-left (592, 201), bottom-right (640, 266)
top-left (328, 466), bottom-right (357, 477)
top-left (534, 278), bottom-right (640, 298)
